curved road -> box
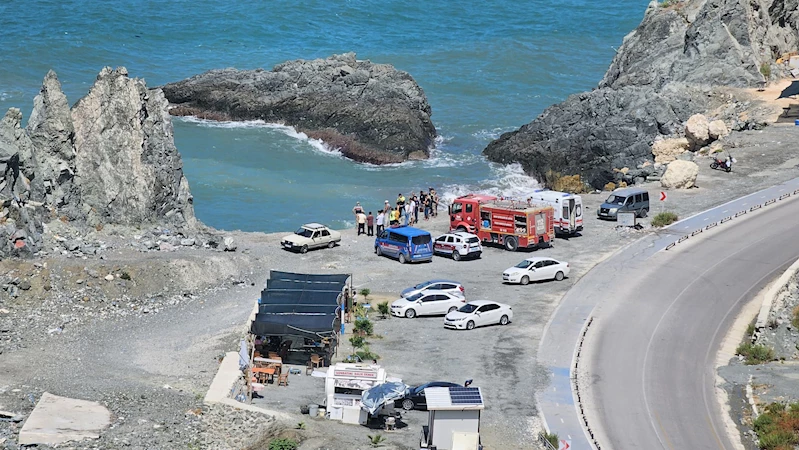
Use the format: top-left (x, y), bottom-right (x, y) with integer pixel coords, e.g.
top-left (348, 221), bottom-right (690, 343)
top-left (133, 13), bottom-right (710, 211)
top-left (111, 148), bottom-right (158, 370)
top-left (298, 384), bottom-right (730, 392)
top-left (585, 196), bottom-right (799, 448)
top-left (537, 177), bottom-right (799, 449)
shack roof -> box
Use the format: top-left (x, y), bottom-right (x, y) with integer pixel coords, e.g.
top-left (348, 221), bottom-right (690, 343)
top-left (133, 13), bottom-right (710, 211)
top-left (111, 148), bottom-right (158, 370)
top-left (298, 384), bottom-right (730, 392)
top-left (424, 387), bottom-right (485, 411)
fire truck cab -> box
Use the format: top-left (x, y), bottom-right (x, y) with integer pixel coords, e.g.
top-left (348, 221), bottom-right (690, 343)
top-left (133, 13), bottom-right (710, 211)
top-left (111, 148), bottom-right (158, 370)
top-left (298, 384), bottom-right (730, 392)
top-left (448, 194), bottom-right (555, 251)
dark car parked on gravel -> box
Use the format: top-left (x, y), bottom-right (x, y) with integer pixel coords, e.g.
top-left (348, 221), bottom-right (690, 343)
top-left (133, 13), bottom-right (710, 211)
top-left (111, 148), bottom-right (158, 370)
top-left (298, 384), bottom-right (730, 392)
top-left (395, 381), bottom-right (462, 410)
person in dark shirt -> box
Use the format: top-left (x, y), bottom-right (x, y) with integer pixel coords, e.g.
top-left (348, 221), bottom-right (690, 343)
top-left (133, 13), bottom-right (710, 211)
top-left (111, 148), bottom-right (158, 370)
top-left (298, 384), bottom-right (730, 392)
top-left (366, 212), bottom-right (374, 236)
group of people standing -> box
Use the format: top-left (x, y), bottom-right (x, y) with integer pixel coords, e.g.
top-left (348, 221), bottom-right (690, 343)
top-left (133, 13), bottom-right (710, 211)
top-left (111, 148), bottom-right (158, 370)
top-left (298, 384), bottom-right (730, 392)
top-left (351, 188), bottom-right (439, 236)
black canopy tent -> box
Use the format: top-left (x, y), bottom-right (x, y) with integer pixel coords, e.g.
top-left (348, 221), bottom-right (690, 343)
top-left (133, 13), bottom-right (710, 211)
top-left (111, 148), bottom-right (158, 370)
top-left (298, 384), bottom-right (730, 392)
top-left (251, 271), bottom-right (350, 341)
top-left (250, 313), bottom-right (341, 340)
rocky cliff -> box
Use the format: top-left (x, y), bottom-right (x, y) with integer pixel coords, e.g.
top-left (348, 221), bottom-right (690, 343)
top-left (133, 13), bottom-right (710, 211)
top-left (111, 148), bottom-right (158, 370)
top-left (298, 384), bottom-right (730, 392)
top-left (0, 67), bottom-right (195, 257)
top-left (161, 53), bottom-right (436, 164)
top-left (484, 0), bottom-right (799, 188)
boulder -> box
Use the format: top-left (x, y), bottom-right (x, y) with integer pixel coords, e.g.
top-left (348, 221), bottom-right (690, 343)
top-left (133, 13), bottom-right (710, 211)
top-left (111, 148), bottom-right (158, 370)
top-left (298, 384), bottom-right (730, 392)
top-left (661, 160), bottom-right (699, 189)
top-left (162, 53), bottom-right (436, 165)
top-left (708, 120), bottom-right (729, 140)
top-left (652, 138), bottom-right (689, 163)
top-left (685, 114), bottom-right (710, 151)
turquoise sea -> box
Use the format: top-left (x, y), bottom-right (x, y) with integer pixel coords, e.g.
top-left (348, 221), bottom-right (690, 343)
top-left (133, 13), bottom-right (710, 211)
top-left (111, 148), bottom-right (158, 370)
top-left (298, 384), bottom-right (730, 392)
top-left (0, 0), bottom-right (647, 232)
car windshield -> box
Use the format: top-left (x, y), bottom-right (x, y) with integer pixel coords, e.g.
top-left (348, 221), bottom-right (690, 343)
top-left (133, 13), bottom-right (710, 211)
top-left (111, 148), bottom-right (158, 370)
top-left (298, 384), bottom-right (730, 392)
top-left (514, 260), bottom-right (533, 269)
top-left (466, 237), bottom-right (479, 243)
top-left (294, 227), bottom-right (313, 237)
top-left (407, 293), bottom-right (423, 302)
top-left (605, 195), bottom-right (625, 205)
top-left (414, 281), bottom-right (434, 289)
top-left (458, 304), bottom-right (478, 313)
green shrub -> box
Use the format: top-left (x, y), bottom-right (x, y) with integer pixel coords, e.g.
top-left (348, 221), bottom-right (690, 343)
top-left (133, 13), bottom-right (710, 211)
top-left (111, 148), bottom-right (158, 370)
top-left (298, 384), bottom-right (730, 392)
top-left (542, 432), bottom-right (559, 447)
top-left (268, 438), bottom-right (298, 450)
top-left (354, 317), bottom-right (374, 336)
top-left (349, 335), bottom-right (366, 349)
top-left (760, 62), bottom-right (772, 80)
top-left (745, 322), bottom-right (756, 341)
top-left (355, 346), bottom-right (380, 362)
top-left (792, 305), bottom-right (799, 329)
top-left (377, 301), bottom-right (390, 318)
top-left (353, 304), bottom-right (368, 319)
top-left (758, 429), bottom-right (797, 449)
top-left (651, 211), bottom-right (679, 227)
top-left (368, 433), bottom-right (386, 447)
top-left (736, 342), bottom-right (775, 365)
top-left (359, 288), bottom-right (371, 300)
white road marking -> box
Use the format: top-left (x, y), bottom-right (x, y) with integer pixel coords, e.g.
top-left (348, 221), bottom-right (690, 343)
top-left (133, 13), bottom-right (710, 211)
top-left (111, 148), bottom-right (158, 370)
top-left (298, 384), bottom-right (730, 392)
top-left (561, 418), bottom-right (565, 423)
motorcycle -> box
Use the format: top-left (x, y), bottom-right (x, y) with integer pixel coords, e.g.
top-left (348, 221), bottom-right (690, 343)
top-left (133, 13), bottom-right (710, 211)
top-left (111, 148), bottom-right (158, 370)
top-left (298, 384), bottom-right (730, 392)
top-left (710, 153), bottom-right (735, 172)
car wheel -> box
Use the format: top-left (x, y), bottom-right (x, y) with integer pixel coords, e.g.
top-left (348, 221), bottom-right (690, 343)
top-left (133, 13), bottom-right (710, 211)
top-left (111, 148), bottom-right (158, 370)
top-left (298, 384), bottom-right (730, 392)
top-left (376, 246), bottom-right (382, 256)
top-left (405, 309), bottom-right (416, 319)
top-left (639, 208), bottom-right (648, 218)
top-left (520, 276), bottom-right (529, 285)
top-left (452, 251), bottom-right (461, 261)
top-left (402, 399), bottom-right (415, 411)
top-left (466, 320), bottom-right (475, 330)
top-left (327, 241), bottom-right (335, 249)
top-left (398, 253), bottom-right (407, 264)
top-left (555, 271), bottom-right (564, 281)
top-left (500, 315), bottom-right (509, 325)
top-left (504, 236), bottom-right (518, 251)
top-left (300, 245), bottom-right (308, 254)
top-left (448, 306), bottom-right (458, 313)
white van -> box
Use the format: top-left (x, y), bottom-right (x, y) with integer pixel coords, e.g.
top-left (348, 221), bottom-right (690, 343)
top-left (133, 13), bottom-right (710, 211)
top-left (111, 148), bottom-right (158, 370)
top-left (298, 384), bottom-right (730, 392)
top-left (528, 189), bottom-right (583, 236)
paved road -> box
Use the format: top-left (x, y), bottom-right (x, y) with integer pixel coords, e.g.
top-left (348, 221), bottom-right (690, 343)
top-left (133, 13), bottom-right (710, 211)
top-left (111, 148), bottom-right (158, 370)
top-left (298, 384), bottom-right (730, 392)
top-left (537, 177), bottom-right (799, 449)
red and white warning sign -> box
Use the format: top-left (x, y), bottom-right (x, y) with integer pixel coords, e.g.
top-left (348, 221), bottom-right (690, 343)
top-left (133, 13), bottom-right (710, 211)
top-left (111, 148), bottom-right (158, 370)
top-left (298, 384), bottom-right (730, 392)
top-left (660, 191), bottom-right (667, 201)
top-left (558, 439), bottom-right (571, 450)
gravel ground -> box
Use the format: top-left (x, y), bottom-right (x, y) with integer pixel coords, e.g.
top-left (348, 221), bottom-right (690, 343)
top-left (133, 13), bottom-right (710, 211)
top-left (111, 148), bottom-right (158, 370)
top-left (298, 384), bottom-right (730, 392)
top-left (1, 124), bottom-right (799, 449)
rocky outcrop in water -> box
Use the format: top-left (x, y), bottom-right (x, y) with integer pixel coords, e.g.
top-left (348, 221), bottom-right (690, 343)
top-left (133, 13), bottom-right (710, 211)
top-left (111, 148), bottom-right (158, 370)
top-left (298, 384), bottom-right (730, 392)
top-left (0, 67), bottom-right (196, 257)
top-left (161, 53), bottom-right (436, 164)
top-left (484, 0), bottom-right (799, 188)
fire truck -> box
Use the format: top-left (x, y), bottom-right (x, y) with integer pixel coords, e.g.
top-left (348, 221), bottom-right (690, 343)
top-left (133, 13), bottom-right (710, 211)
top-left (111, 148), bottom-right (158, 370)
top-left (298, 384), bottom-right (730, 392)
top-left (448, 194), bottom-right (555, 251)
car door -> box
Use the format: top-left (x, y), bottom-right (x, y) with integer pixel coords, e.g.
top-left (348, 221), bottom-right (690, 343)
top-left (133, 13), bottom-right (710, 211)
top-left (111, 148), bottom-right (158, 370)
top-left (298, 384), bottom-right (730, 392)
top-left (417, 294), bottom-right (436, 316)
top-left (530, 261), bottom-right (546, 281)
top-left (320, 229), bottom-right (331, 245)
top-left (434, 235), bottom-right (447, 255)
top-left (485, 304), bottom-right (502, 324)
top-left (475, 305), bottom-right (493, 327)
top-left (540, 260), bottom-right (558, 280)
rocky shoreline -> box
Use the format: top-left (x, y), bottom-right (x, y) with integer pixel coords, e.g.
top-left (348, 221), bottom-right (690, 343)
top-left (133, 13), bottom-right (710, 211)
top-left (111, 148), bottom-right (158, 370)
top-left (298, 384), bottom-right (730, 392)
top-left (483, 0), bottom-right (799, 189)
top-left (161, 53), bottom-right (436, 165)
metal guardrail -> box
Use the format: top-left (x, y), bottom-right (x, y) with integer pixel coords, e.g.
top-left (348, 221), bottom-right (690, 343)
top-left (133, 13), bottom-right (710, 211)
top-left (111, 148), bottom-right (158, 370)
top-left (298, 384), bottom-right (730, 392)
top-left (664, 188), bottom-right (799, 251)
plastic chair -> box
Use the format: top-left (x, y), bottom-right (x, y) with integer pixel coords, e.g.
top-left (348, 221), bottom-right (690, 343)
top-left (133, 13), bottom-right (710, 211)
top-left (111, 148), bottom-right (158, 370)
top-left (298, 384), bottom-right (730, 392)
top-left (277, 372), bottom-right (289, 386)
top-left (310, 354), bottom-right (323, 368)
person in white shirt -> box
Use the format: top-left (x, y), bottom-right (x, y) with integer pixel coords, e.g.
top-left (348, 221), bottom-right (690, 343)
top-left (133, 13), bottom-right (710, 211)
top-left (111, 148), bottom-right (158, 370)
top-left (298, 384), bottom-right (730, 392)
top-left (356, 211), bottom-right (367, 235)
top-left (376, 210), bottom-right (385, 235)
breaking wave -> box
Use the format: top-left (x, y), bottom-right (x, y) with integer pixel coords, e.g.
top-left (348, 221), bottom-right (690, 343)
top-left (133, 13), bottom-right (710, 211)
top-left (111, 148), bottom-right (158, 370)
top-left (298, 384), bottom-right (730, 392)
top-left (439, 162), bottom-right (540, 206)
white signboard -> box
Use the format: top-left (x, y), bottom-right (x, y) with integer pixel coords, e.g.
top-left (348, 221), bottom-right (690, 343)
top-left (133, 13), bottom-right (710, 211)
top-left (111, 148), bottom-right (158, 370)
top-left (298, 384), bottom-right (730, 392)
top-left (617, 212), bottom-right (636, 227)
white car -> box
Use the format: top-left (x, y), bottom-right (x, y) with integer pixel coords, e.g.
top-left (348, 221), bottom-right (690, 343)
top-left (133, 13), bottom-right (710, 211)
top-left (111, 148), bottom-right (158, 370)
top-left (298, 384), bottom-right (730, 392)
top-left (444, 300), bottom-right (513, 330)
top-left (502, 257), bottom-right (570, 285)
top-left (400, 280), bottom-right (465, 299)
top-left (391, 291), bottom-right (466, 319)
top-left (433, 231), bottom-right (482, 261)
top-left (281, 223), bottom-right (341, 254)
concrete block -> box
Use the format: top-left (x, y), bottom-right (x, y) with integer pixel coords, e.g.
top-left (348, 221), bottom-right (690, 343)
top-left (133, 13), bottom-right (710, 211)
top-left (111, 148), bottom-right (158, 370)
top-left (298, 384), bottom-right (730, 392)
top-left (19, 392), bottom-right (111, 445)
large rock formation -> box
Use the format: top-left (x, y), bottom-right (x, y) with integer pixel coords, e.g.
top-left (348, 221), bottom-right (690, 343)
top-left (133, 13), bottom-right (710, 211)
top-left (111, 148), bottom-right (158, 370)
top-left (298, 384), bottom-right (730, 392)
top-left (484, 0), bottom-right (799, 188)
top-left (72, 67), bottom-right (195, 228)
top-left (0, 67), bottom-right (196, 257)
top-left (161, 53), bottom-right (436, 164)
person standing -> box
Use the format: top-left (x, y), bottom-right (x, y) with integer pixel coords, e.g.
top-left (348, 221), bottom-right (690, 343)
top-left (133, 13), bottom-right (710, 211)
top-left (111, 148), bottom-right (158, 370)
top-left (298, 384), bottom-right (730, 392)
top-left (356, 211), bottom-right (367, 235)
top-left (366, 211), bottom-right (374, 236)
top-left (410, 196), bottom-right (418, 225)
top-left (424, 195), bottom-right (432, 220)
top-left (376, 209), bottom-right (385, 235)
top-left (429, 188), bottom-right (439, 217)
top-left (389, 207), bottom-right (399, 226)
top-left (396, 193), bottom-right (406, 225)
